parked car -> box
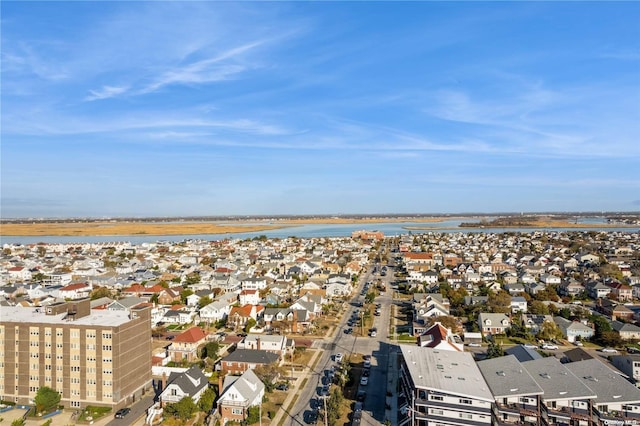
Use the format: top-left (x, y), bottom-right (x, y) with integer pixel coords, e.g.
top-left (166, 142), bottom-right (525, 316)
top-left (356, 390), bottom-right (366, 402)
top-left (600, 347), bottom-right (619, 354)
top-left (541, 344), bottom-right (558, 350)
top-left (363, 359), bottom-right (371, 368)
top-left (114, 408), bottom-right (131, 419)
top-left (523, 344), bottom-right (538, 349)
top-left (344, 327), bottom-right (353, 334)
top-left (360, 376), bottom-right (369, 386)
top-left (334, 353), bottom-right (343, 362)
top-left (467, 342), bottom-right (481, 347)
top-left (276, 383), bottom-right (289, 391)
top-left (305, 410), bottom-right (318, 424)
top-left (574, 341), bottom-right (584, 346)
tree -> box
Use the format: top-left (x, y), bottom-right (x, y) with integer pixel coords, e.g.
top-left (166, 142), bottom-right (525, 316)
top-left (180, 289), bottom-right (194, 304)
top-left (164, 396), bottom-right (197, 421)
top-left (244, 318), bottom-right (257, 334)
top-left (184, 272), bottom-right (201, 286)
top-left (486, 341), bottom-right (505, 359)
top-left (34, 386), bottom-right (60, 413)
top-left (537, 321), bottom-right (563, 341)
top-left (529, 300), bottom-right (550, 315)
top-left (198, 386), bottom-right (216, 413)
top-left (487, 290), bottom-right (511, 313)
top-left (198, 296), bottom-right (212, 309)
top-left (201, 342), bottom-right (220, 360)
top-left (253, 363), bottom-right (284, 393)
top-left (246, 405), bottom-right (261, 424)
top-left (591, 315), bottom-right (612, 341)
top-left (425, 316), bottom-right (459, 333)
top-left (323, 387), bottom-right (344, 426)
top-left (90, 286), bottom-right (112, 300)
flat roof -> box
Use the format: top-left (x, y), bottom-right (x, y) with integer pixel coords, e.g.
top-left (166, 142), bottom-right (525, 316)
top-left (400, 345), bottom-right (493, 402)
top-left (478, 355), bottom-right (544, 398)
top-left (0, 306), bottom-right (133, 327)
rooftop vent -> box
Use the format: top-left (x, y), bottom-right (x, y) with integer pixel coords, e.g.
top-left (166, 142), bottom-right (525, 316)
top-left (540, 373), bottom-right (551, 379)
top-left (497, 371), bottom-right (506, 376)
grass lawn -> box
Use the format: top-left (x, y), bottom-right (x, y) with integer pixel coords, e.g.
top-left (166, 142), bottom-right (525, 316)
top-left (79, 406), bottom-right (112, 422)
top-left (262, 390), bottom-right (288, 424)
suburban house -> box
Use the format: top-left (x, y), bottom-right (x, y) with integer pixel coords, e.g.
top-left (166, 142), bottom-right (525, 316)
top-left (558, 279), bottom-right (585, 297)
top-left (553, 317), bottom-right (594, 342)
top-left (169, 327), bottom-right (208, 362)
top-left (219, 349), bottom-right (280, 375)
top-left (58, 282), bottom-right (92, 300)
top-left (237, 334), bottom-right (291, 355)
top-left (238, 289), bottom-right (261, 305)
top-left (199, 299), bottom-right (232, 324)
top-left (478, 313), bottom-right (511, 335)
top-left (597, 299), bottom-right (635, 321)
top-left (159, 365), bottom-right (209, 406)
top-left (510, 296), bottom-right (528, 313)
top-left (228, 304), bottom-right (264, 329)
top-left (217, 369), bottom-right (265, 425)
top-left (607, 282), bottom-right (633, 302)
top-left (585, 281), bottom-right (612, 299)
top-left (612, 321), bottom-right (640, 340)
top-left (417, 322), bottom-right (464, 352)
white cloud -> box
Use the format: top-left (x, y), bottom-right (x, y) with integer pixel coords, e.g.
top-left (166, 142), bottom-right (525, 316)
top-left (85, 85), bottom-right (129, 101)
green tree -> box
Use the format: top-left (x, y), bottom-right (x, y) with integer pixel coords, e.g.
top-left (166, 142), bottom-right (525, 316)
top-left (198, 296), bottom-right (212, 309)
top-left (90, 286), bottom-right (112, 300)
top-left (529, 300), bottom-right (550, 315)
top-left (601, 330), bottom-right (623, 347)
top-left (365, 292), bottom-right (376, 304)
top-left (486, 341), bottom-right (505, 359)
top-left (244, 318), bottom-right (257, 334)
top-left (245, 405), bottom-right (261, 424)
top-left (180, 288), bottom-right (194, 304)
top-left (325, 387), bottom-right (344, 426)
top-left (198, 387), bottom-right (216, 413)
top-left (591, 315), bottom-right (612, 341)
top-left (11, 419), bottom-right (25, 426)
top-left (184, 272), bottom-right (201, 286)
top-left (201, 342), bottom-right (220, 360)
top-left (537, 321), bottom-right (563, 341)
top-left (164, 396), bottom-right (197, 420)
top-left (34, 386), bottom-right (61, 413)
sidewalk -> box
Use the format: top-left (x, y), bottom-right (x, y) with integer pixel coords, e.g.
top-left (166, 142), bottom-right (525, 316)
top-left (270, 347), bottom-right (323, 425)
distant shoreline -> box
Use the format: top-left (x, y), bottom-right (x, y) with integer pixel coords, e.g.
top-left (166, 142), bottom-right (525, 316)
top-left (0, 217), bottom-right (448, 237)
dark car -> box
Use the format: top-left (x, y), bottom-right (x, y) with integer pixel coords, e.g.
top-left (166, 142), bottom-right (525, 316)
top-left (305, 410), bottom-right (319, 424)
top-left (356, 390), bottom-right (366, 402)
top-left (275, 382), bottom-right (289, 391)
top-left (114, 408), bottom-right (131, 419)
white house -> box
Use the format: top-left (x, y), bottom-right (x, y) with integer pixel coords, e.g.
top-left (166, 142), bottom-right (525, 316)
top-left (199, 300), bottom-right (232, 324)
top-left (217, 369), bottom-right (265, 425)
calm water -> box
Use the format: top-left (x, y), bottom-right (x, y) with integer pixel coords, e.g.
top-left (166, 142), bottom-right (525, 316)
top-left (1, 219), bottom-right (638, 245)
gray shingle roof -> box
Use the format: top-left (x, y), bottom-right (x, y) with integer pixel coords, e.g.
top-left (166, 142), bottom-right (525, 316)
top-left (166, 365), bottom-right (209, 397)
top-left (223, 349), bottom-right (279, 365)
top-left (564, 359), bottom-right (640, 405)
top-left (478, 355), bottom-right (544, 398)
top-left (522, 357), bottom-right (597, 402)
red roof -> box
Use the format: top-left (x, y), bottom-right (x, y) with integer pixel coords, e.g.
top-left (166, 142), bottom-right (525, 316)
top-left (173, 327), bottom-right (207, 344)
top-left (60, 282), bottom-right (90, 291)
top-left (405, 253), bottom-right (433, 260)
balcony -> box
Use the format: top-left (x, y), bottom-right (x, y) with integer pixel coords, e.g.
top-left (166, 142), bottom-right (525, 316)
top-left (496, 402), bottom-right (539, 417)
top-left (544, 405), bottom-right (590, 422)
top-left (593, 407), bottom-right (640, 422)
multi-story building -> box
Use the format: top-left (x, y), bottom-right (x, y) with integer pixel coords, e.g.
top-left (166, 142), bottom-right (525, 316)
top-left (0, 298), bottom-right (151, 410)
top-left (478, 355), bottom-right (544, 426)
top-left (398, 346), bottom-right (493, 426)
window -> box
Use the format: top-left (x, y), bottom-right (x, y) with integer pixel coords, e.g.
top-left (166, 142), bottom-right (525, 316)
top-left (431, 409), bottom-right (443, 415)
top-left (232, 408), bottom-right (243, 415)
top-left (102, 345), bottom-right (112, 351)
top-left (459, 398), bottom-right (473, 405)
top-left (459, 413), bottom-right (473, 419)
top-left (431, 395), bottom-right (444, 401)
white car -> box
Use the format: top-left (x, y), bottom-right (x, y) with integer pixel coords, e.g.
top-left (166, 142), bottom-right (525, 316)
top-left (541, 344), bottom-right (558, 350)
top-left (360, 376), bottom-right (369, 386)
top-left (467, 342), bottom-right (481, 347)
top-left (335, 353), bottom-right (343, 362)
top-left (600, 348), bottom-right (619, 354)
top-left (523, 344), bottom-right (538, 349)
top-left (574, 341), bottom-right (584, 347)
top-left (363, 359), bottom-right (371, 368)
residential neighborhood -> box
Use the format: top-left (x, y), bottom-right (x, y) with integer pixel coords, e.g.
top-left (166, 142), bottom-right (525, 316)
top-left (1, 228), bottom-right (640, 425)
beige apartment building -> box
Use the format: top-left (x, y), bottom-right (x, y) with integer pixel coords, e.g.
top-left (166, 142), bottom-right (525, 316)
top-left (0, 298), bottom-right (152, 409)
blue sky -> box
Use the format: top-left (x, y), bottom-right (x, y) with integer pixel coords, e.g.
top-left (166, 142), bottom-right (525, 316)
top-left (2, 1), bottom-right (639, 218)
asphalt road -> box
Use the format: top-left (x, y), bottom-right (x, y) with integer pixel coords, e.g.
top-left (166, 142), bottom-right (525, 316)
top-left (105, 394), bottom-right (155, 426)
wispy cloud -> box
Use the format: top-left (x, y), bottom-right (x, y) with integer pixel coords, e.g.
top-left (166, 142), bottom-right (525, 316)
top-left (85, 85), bottom-right (129, 101)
